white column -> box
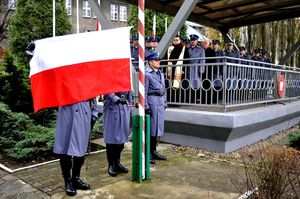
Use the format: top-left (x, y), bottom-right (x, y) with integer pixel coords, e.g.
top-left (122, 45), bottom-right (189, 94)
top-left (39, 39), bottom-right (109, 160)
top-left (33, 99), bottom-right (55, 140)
top-left (76, 0), bottom-right (79, 33)
top-left (53, 0), bottom-right (55, 37)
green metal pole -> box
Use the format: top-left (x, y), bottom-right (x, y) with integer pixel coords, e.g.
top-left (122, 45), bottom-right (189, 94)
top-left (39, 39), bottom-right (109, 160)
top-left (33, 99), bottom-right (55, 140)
top-left (132, 114), bottom-right (151, 182)
top-left (132, 115), bottom-right (142, 182)
top-left (145, 114), bottom-right (151, 180)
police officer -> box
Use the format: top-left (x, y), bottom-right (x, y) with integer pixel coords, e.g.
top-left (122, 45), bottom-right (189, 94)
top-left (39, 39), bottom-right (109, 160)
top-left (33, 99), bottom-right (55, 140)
top-left (251, 49), bottom-right (264, 66)
top-left (103, 92), bottom-right (132, 177)
top-left (145, 50), bottom-right (167, 164)
top-left (239, 46), bottom-right (250, 61)
top-left (239, 46), bottom-right (251, 79)
top-left (211, 39), bottom-right (224, 103)
top-left (145, 36), bottom-right (153, 58)
top-left (212, 39), bottom-right (224, 62)
top-left (151, 36), bottom-right (160, 50)
top-left (130, 35), bottom-right (139, 71)
top-left (187, 34), bottom-right (205, 103)
top-left (225, 41), bottom-right (239, 63)
top-left (54, 99), bottom-right (99, 196)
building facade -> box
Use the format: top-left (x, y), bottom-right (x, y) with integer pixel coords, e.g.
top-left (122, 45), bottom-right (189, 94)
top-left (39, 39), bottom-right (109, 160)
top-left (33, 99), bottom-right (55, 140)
top-left (0, 0), bottom-right (130, 51)
top-left (66, 0), bottom-right (130, 33)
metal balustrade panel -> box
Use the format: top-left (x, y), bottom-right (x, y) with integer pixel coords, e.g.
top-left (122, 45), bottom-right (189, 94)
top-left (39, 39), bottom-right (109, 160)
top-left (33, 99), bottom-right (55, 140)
top-left (132, 57), bottom-right (300, 111)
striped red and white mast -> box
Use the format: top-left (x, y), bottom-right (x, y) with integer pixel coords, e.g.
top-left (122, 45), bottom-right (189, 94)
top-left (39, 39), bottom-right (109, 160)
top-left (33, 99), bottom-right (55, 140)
top-left (138, 0), bottom-right (146, 179)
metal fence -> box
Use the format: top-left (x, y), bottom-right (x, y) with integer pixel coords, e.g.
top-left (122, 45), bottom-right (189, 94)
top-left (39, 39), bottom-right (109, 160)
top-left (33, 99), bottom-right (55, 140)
top-left (132, 57), bottom-right (300, 111)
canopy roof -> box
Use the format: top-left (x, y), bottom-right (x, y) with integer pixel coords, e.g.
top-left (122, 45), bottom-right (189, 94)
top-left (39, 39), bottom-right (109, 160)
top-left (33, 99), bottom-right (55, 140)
top-left (122, 0), bottom-right (300, 32)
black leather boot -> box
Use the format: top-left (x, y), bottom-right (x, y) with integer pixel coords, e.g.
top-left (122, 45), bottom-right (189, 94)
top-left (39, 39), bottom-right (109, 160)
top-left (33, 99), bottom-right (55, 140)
top-left (72, 176), bottom-right (91, 190)
top-left (152, 150), bottom-right (167, 160)
top-left (115, 144), bottom-right (128, 173)
top-left (151, 136), bottom-right (167, 161)
top-left (60, 155), bottom-right (76, 196)
top-left (64, 177), bottom-right (77, 196)
top-left (106, 144), bottom-right (118, 177)
top-left (150, 137), bottom-right (156, 164)
top-left (72, 156), bottom-right (91, 190)
top-left (150, 153), bottom-right (156, 164)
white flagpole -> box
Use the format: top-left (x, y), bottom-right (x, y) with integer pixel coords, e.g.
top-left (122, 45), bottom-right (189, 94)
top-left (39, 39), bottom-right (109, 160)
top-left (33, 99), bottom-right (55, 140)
top-left (153, 14), bottom-right (156, 37)
top-left (53, 0), bottom-right (55, 37)
top-left (165, 17), bottom-right (167, 33)
top-left (76, 0), bottom-right (79, 33)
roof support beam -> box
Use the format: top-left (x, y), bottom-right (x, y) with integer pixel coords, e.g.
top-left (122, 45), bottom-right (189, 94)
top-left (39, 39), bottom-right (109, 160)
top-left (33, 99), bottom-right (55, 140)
top-left (157, 0), bottom-right (198, 58)
top-left (279, 39), bottom-right (300, 65)
top-left (87, 0), bottom-right (111, 30)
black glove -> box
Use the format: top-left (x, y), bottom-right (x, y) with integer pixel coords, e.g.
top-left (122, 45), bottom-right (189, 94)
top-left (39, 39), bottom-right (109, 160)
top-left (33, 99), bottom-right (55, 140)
top-left (145, 109), bottom-right (152, 116)
top-left (91, 116), bottom-right (97, 130)
top-left (120, 100), bottom-right (127, 105)
top-left (116, 99), bottom-right (121, 105)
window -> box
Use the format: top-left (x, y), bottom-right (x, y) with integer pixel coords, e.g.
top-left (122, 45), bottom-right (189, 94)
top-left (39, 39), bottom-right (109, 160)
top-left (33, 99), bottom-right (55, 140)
top-left (8, 0), bottom-right (16, 10)
top-left (92, 0), bottom-right (101, 18)
top-left (119, 6), bottom-right (127, 22)
top-left (65, 0), bottom-right (72, 15)
top-left (83, 0), bottom-right (91, 17)
top-left (110, 4), bottom-right (118, 21)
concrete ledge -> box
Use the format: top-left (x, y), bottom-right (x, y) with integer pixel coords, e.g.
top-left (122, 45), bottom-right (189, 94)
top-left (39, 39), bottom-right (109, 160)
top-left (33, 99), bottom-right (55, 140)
top-left (161, 101), bottom-right (300, 153)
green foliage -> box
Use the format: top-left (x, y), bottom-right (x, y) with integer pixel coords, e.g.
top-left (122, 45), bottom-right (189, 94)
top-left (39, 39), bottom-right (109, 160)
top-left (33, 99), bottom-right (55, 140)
top-left (0, 102), bottom-right (54, 161)
top-left (288, 130), bottom-right (300, 149)
top-left (8, 127), bottom-right (54, 160)
top-left (0, 0), bottom-right (71, 116)
top-left (127, 6), bottom-right (187, 39)
top-left (8, 0), bottom-right (71, 65)
top-left (91, 115), bottom-right (103, 140)
top-left (0, 50), bottom-right (32, 113)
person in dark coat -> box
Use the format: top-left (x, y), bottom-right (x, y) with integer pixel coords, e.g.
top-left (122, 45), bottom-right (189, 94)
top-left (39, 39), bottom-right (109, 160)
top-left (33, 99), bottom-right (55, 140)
top-left (54, 99), bottom-right (99, 196)
top-left (201, 39), bottom-right (216, 104)
top-left (145, 50), bottom-right (167, 164)
top-left (187, 34), bottom-right (205, 103)
top-left (165, 35), bottom-right (190, 103)
top-left (130, 35), bottom-right (139, 71)
top-left (211, 39), bottom-right (224, 103)
top-left (103, 91), bottom-right (132, 177)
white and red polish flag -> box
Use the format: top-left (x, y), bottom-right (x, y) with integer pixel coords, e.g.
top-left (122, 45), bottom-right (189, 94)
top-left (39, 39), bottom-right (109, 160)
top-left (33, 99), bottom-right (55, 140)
top-left (29, 27), bottom-right (132, 113)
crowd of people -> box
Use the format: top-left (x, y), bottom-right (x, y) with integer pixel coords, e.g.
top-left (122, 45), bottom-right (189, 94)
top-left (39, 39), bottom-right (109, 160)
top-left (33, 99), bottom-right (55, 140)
top-left (130, 34), bottom-right (273, 68)
top-left (130, 34), bottom-right (274, 104)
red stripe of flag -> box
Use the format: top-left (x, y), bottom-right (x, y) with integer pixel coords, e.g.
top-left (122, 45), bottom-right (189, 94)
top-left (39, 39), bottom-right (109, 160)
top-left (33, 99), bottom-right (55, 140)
top-left (30, 58), bottom-right (131, 112)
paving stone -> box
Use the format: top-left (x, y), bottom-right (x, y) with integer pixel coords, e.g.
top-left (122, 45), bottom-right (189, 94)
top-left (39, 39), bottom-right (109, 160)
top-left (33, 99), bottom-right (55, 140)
top-left (2, 143), bottom-right (242, 198)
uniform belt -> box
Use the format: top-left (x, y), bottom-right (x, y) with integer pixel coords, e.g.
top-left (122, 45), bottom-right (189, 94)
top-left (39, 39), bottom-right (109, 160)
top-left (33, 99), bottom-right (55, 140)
top-left (148, 92), bottom-right (164, 96)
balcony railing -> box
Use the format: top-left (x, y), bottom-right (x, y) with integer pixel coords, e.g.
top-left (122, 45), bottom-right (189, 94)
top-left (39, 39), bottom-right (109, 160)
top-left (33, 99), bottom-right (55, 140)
top-left (131, 57), bottom-right (300, 111)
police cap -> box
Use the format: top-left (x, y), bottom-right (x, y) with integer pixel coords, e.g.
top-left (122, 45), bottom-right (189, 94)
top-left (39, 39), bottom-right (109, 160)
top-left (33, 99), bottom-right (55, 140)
top-left (145, 36), bottom-right (152, 42)
top-left (226, 41), bottom-right (234, 46)
top-left (212, 39), bottom-right (220, 45)
top-left (146, 50), bottom-right (160, 61)
top-left (254, 49), bottom-right (260, 54)
top-left (182, 39), bottom-right (190, 44)
top-left (239, 46), bottom-right (246, 51)
top-left (189, 34), bottom-right (199, 40)
top-left (132, 35), bottom-right (138, 41)
top-left (151, 36), bottom-right (160, 42)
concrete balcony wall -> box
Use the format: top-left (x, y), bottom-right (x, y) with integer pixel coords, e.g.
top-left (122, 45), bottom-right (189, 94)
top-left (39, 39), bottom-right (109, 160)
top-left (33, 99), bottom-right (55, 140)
top-left (161, 100), bottom-right (300, 153)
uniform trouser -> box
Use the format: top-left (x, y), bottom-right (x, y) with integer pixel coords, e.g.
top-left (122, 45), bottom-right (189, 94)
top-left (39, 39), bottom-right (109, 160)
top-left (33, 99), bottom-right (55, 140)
top-left (106, 144), bottom-right (124, 165)
top-left (59, 155), bottom-right (85, 180)
top-left (150, 136), bottom-right (157, 154)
